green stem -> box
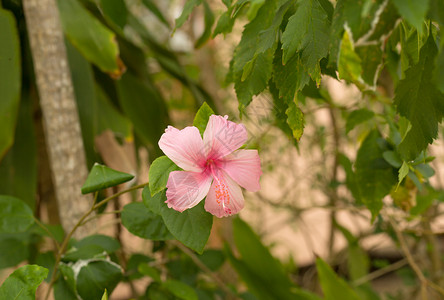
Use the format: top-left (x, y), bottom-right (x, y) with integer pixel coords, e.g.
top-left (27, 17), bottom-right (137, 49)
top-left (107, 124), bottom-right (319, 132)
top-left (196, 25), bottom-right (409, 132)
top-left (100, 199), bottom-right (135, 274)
top-left (44, 182), bottom-right (148, 300)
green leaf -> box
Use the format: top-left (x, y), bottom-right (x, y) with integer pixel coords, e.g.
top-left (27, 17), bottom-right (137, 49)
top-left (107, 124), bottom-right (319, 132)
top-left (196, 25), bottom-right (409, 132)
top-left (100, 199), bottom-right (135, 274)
top-left (143, 188), bottom-right (212, 254)
top-left (394, 34), bottom-right (444, 160)
top-left (285, 101), bottom-right (305, 141)
top-left (121, 202), bottom-right (173, 240)
top-left (0, 90), bottom-right (37, 210)
top-left (0, 7), bottom-right (21, 160)
top-left (0, 265), bottom-right (48, 300)
top-left (355, 130), bottom-right (397, 219)
top-left (0, 195), bottom-right (34, 233)
top-left (316, 258), bottom-right (360, 300)
top-left (141, 0), bottom-right (170, 28)
top-left (99, 0), bottom-right (128, 31)
top-left (272, 46), bottom-right (310, 104)
top-left (57, 0), bottom-right (122, 76)
top-left (116, 71), bottom-right (169, 156)
top-left (281, 0), bottom-right (330, 83)
top-left (338, 30), bottom-right (362, 83)
top-left (193, 102), bottom-right (215, 135)
top-left (382, 151), bottom-right (403, 168)
top-left (138, 263), bottom-right (161, 282)
top-left (81, 163), bottom-right (134, 194)
top-left (34, 252), bottom-right (55, 283)
top-left (149, 156), bottom-right (180, 196)
top-left (346, 109), bottom-right (375, 134)
top-left (230, 0), bottom-right (277, 108)
top-left (195, 2), bottom-right (215, 48)
top-left (127, 254), bottom-right (153, 280)
top-left (356, 44), bottom-right (383, 87)
top-left (198, 249), bottom-right (225, 271)
top-left (175, 0), bottom-right (202, 29)
top-left (76, 260), bottom-right (123, 300)
top-left (213, 10), bottom-right (235, 37)
top-left (0, 234), bottom-right (30, 269)
top-left (232, 218), bottom-right (297, 299)
top-left (101, 289), bottom-right (108, 300)
top-left (75, 234), bottom-right (120, 254)
top-left (398, 161), bottom-right (410, 185)
top-left (163, 280), bottom-right (198, 300)
top-left (53, 272), bottom-right (77, 300)
top-left (391, 0), bottom-right (429, 34)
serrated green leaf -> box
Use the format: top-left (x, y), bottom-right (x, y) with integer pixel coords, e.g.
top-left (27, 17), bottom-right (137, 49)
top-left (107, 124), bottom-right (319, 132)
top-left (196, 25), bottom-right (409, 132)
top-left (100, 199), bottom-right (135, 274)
top-left (281, 0), bottom-right (330, 83)
top-left (285, 101), bottom-right (305, 141)
top-left (0, 7), bottom-right (20, 160)
top-left (272, 47), bottom-right (310, 104)
top-left (76, 260), bottom-right (123, 300)
top-left (316, 258), bottom-right (360, 300)
top-left (193, 102), bottom-right (215, 135)
top-left (0, 265), bottom-right (48, 300)
top-left (163, 280), bottom-right (198, 300)
top-left (346, 109), bottom-right (375, 134)
top-left (394, 34), bottom-right (444, 160)
top-left (338, 30), bottom-right (362, 83)
top-left (143, 188), bottom-right (212, 254)
top-left (231, 0), bottom-right (277, 108)
top-left (213, 10), bottom-right (235, 37)
top-left (149, 156), bottom-right (180, 196)
top-left (0, 195), bottom-right (34, 233)
top-left (121, 202), bottom-right (173, 240)
top-left (355, 130), bottom-right (397, 219)
top-left (175, 0), bottom-right (202, 29)
top-left (57, 0), bottom-right (122, 76)
top-left (81, 163), bottom-right (134, 194)
top-left (391, 0), bottom-right (429, 34)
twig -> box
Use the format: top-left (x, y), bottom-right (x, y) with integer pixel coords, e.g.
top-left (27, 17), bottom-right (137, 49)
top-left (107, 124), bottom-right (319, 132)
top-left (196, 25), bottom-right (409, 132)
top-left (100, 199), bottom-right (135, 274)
top-left (33, 216), bottom-right (61, 251)
top-left (352, 258), bottom-right (408, 287)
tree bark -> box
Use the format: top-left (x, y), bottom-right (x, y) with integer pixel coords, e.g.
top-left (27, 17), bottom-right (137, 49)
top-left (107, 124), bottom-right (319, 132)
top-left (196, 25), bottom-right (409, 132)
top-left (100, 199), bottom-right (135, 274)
top-left (23, 0), bottom-right (94, 237)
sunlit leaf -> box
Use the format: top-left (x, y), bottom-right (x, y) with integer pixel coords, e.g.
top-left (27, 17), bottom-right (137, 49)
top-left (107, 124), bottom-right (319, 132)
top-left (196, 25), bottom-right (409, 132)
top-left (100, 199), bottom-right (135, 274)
top-left (0, 265), bottom-right (48, 300)
top-left (193, 102), bottom-right (215, 135)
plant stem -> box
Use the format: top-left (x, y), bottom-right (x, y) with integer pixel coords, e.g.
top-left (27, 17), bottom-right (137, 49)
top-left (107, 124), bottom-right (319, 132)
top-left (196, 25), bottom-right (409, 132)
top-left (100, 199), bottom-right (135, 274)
top-left (44, 182), bottom-right (147, 300)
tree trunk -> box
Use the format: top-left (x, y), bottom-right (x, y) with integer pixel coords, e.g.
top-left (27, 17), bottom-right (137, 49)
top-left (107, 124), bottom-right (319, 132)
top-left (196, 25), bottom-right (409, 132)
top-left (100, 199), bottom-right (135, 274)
top-left (23, 0), bottom-right (94, 237)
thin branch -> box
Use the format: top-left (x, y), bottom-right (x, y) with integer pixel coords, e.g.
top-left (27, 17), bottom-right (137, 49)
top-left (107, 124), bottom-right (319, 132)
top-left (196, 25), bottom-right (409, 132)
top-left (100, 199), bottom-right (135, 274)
top-left (352, 258), bottom-right (408, 287)
top-left (33, 216), bottom-right (60, 251)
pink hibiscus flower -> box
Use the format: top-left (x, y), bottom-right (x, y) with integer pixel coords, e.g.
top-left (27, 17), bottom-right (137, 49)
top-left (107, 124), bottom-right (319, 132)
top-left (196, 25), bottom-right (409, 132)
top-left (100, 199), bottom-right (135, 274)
top-left (158, 115), bottom-right (262, 217)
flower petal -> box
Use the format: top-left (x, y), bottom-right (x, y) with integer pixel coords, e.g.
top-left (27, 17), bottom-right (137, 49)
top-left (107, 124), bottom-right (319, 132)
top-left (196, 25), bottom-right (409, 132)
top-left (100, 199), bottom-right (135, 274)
top-left (159, 126), bottom-right (206, 172)
top-left (165, 171), bottom-right (212, 212)
top-left (203, 115), bottom-right (247, 159)
top-left (204, 170), bottom-right (244, 218)
top-left (220, 149), bottom-right (262, 192)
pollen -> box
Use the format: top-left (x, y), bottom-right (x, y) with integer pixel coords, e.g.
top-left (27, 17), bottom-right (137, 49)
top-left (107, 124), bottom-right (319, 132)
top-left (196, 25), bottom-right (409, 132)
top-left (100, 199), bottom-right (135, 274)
top-left (215, 181), bottom-right (230, 206)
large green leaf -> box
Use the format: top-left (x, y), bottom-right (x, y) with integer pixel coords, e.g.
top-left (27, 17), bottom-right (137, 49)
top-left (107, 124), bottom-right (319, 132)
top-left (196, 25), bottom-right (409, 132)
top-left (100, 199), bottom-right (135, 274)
top-left (76, 260), bottom-right (123, 300)
top-left (355, 130), bottom-right (396, 219)
top-left (281, 0), bottom-right (330, 84)
top-left (0, 196), bottom-right (34, 233)
top-left (57, 0), bottom-right (122, 76)
top-left (148, 156), bottom-right (180, 196)
top-left (232, 218), bottom-right (297, 299)
top-left (316, 258), bottom-right (360, 300)
top-left (0, 265), bottom-right (48, 300)
top-left (81, 163), bottom-right (134, 194)
top-left (394, 34), bottom-right (444, 160)
top-left (0, 7), bottom-right (21, 160)
top-left (0, 90), bottom-right (37, 209)
top-left (121, 202), bottom-right (173, 240)
top-left (391, 0), bottom-right (429, 33)
top-left (0, 234), bottom-right (30, 269)
top-left (143, 187), bottom-right (212, 254)
top-left (116, 71), bottom-right (169, 157)
top-left (230, 0), bottom-right (277, 108)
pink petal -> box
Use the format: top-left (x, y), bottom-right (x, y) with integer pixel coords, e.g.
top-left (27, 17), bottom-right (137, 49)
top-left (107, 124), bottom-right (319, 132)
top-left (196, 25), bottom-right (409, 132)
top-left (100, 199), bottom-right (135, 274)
top-left (220, 149), bottom-right (262, 192)
top-left (165, 171), bottom-right (212, 212)
top-left (203, 115), bottom-right (247, 159)
top-left (159, 126), bottom-right (206, 172)
top-left (204, 170), bottom-right (244, 218)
